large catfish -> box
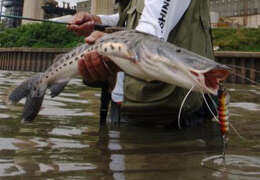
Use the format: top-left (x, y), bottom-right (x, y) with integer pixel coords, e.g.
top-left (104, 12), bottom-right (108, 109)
top-left (8, 30), bottom-right (230, 122)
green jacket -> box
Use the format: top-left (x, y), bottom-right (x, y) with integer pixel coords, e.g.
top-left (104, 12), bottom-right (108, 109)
top-left (117, 0), bottom-right (214, 122)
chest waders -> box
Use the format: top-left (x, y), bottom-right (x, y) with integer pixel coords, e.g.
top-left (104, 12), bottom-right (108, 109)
top-left (111, 0), bottom-right (214, 127)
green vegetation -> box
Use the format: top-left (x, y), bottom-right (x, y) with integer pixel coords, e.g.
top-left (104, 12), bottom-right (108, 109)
top-left (0, 23), bottom-right (84, 48)
top-left (212, 28), bottom-right (260, 52)
top-left (0, 23), bottom-right (259, 51)
top-left (0, 23), bottom-right (5, 32)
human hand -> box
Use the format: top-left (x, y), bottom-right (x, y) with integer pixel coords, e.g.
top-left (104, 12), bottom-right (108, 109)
top-left (78, 52), bottom-right (108, 82)
top-left (78, 51), bottom-right (119, 87)
top-left (67, 12), bottom-right (102, 36)
top-left (78, 31), bottom-right (119, 85)
top-left (85, 30), bottom-right (105, 44)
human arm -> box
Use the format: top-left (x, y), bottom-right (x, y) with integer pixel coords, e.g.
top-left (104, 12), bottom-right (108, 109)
top-left (136, 0), bottom-right (191, 40)
top-left (99, 13), bottom-right (119, 26)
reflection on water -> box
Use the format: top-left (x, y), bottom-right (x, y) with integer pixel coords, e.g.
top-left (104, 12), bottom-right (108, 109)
top-left (230, 102), bottom-right (260, 111)
top-left (202, 154), bottom-right (260, 179)
top-left (0, 71), bottom-right (259, 180)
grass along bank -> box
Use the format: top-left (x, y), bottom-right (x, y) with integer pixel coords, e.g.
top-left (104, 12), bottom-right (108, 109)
top-left (212, 28), bottom-right (260, 52)
top-left (0, 23), bottom-right (259, 52)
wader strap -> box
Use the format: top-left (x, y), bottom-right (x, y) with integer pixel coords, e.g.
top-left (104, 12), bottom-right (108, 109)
top-left (109, 101), bottom-right (121, 124)
top-left (117, 1), bottom-right (131, 27)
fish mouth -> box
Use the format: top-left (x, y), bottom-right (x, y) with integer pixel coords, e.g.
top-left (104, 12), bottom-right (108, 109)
top-left (203, 68), bottom-right (230, 95)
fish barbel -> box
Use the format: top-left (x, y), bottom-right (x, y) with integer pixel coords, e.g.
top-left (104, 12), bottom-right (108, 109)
top-left (8, 30), bottom-right (230, 122)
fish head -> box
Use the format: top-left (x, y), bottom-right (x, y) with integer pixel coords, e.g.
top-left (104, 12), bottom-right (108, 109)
top-left (172, 49), bottom-right (231, 95)
top-left (140, 38), bottom-right (230, 95)
top-left (202, 66), bottom-right (230, 95)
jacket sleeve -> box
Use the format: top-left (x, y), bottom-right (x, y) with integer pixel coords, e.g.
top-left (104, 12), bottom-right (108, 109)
top-left (99, 13), bottom-right (120, 26)
top-left (136, 0), bottom-right (191, 40)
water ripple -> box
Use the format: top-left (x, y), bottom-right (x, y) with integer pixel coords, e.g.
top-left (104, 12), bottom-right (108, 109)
top-left (202, 154), bottom-right (260, 177)
top-left (49, 126), bottom-right (83, 137)
top-left (47, 138), bottom-right (89, 149)
top-left (230, 102), bottom-right (260, 111)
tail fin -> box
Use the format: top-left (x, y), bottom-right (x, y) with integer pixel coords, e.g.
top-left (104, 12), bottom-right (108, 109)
top-left (9, 74), bottom-right (42, 103)
top-left (9, 73), bottom-right (46, 122)
top-left (22, 95), bottom-right (44, 123)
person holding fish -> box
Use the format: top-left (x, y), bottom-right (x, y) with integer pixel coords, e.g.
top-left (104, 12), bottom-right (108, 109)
top-left (67, 0), bottom-right (216, 127)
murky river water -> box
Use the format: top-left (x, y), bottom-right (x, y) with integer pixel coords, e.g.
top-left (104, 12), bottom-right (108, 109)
top-left (0, 71), bottom-right (259, 180)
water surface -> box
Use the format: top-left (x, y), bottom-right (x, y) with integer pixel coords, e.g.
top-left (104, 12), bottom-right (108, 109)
top-left (0, 71), bottom-right (259, 180)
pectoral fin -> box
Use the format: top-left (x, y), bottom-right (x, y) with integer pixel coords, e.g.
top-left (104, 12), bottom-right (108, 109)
top-left (49, 80), bottom-right (69, 98)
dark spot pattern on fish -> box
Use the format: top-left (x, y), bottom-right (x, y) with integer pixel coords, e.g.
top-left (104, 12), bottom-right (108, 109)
top-left (69, 61), bottom-right (73, 64)
top-left (63, 63), bottom-right (67, 67)
top-left (110, 44), bottom-right (114, 50)
top-left (75, 57), bottom-right (79, 61)
top-left (123, 39), bottom-right (129, 44)
top-left (176, 49), bottom-right (181, 53)
top-left (55, 62), bottom-right (60, 67)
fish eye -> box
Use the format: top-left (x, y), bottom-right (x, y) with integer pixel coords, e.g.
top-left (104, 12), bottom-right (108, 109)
top-left (176, 49), bottom-right (181, 53)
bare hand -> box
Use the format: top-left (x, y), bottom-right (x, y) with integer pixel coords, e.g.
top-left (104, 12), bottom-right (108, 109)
top-left (67, 12), bottom-right (102, 36)
top-left (77, 31), bottom-right (119, 84)
top-left (78, 52), bottom-right (119, 84)
top-left (85, 31), bottom-right (105, 44)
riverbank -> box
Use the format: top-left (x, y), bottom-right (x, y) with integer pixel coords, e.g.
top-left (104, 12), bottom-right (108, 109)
top-left (212, 28), bottom-right (260, 52)
top-left (0, 23), bottom-right (260, 52)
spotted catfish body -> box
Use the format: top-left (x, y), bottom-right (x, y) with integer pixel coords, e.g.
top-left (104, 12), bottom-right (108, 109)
top-left (9, 30), bottom-right (230, 122)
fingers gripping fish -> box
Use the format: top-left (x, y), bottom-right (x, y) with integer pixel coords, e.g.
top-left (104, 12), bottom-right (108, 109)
top-left (8, 30), bottom-right (230, 122)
